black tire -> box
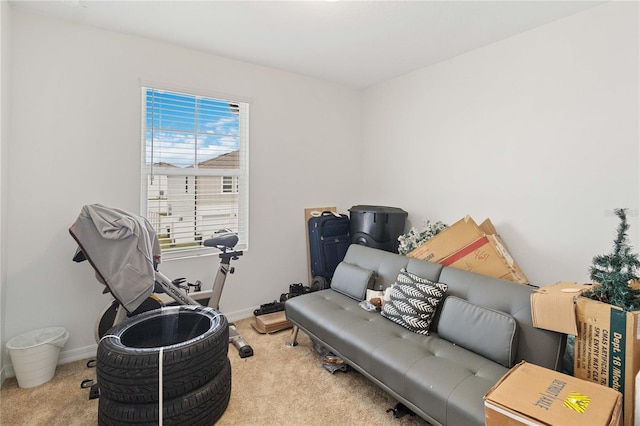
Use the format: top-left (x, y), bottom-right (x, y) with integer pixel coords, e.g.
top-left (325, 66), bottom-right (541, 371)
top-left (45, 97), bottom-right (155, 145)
top-left (311, 276), bottom-right (330, 292)
top-left (98, 357), bottom-right (232, 426)
top-left (97, 305), bottom-right (229, 403)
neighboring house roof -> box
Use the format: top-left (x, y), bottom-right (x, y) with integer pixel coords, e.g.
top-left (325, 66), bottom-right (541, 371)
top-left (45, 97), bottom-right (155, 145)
top-left (198, 150), bottom-right (239, 169)
top-left (152, 161), bottom-right (178, 168)
top-left (152, 150), bottom-right (239, 169)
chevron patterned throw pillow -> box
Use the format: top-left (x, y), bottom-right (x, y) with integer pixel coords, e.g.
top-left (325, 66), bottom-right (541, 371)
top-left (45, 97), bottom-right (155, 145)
top-left (381, 269), bottom-right (448, 335)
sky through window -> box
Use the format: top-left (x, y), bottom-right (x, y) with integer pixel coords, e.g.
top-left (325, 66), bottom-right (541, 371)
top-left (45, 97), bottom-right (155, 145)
top-left (145, 89), bottom-right (240, 168)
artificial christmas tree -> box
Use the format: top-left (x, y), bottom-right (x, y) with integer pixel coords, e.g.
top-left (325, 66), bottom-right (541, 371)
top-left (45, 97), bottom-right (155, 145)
top-left (586, 208), bottom-right (640, 311)
top-left (557, 209), bottom-right (640, 426)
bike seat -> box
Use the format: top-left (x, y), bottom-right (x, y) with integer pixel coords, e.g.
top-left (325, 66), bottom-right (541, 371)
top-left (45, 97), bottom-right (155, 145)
top-left (204, 233), bottom-right (238, 250)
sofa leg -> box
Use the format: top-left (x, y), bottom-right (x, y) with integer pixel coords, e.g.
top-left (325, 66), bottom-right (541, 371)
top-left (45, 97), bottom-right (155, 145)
top-left (286, 326), bottom-right (299, 347)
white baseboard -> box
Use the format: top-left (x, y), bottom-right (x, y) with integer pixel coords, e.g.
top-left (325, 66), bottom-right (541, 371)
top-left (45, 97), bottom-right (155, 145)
top-left (224, 306), bottom-right (256, 323)
top-left (58, 344), bottom-right (98, 365)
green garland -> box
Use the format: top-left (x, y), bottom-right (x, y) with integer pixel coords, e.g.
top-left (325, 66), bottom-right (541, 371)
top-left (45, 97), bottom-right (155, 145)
top-left (397, 220), bottom-right (447, 256)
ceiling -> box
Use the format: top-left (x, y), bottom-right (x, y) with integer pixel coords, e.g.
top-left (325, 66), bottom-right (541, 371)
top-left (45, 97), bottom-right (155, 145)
top-left (9, 0), bottom-right (604, 89)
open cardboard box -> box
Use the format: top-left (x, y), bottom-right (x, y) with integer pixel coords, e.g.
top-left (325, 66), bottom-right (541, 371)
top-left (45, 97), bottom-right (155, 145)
top-left (407, 215), bottom-right (528, 284)
top-left (485, 361), bottom-right (622, 426)
top-left (531, 281), bottom-right (592, 335)
top-left (531, 282), bottom-right (640, 426)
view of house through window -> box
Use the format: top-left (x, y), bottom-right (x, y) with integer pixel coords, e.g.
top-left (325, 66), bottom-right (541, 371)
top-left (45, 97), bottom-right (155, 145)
top-left (222, 176), bottom-right (238, 193)
top-left (142, 87), bottom-right (249, 253)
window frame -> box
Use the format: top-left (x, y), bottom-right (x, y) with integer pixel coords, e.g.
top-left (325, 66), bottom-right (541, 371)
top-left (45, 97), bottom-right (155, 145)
top-left (140, 84), bottom-right (249, 258)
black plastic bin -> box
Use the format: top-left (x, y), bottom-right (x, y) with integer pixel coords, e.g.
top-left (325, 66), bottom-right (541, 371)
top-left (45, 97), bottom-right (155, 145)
top-left (348, 205), bottom-right (407, 253)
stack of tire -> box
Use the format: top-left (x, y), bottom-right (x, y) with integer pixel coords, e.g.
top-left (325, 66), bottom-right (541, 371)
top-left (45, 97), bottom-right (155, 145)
top-left (96, 305), bottom-right (231, 426)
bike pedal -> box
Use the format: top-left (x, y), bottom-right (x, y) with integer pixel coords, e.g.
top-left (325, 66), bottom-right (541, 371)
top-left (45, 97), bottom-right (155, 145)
top-left (88, 383), bottom-right (100, 400)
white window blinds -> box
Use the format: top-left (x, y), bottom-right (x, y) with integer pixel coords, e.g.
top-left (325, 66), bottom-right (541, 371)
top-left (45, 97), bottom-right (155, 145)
top-left (142, 87), bottom-right (249, 254)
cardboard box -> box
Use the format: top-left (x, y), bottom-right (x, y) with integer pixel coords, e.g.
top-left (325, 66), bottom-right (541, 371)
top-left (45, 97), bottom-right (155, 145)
top-left (485, 361), bottom-right (622, 426)
top-left (531, 281), bottom-right (592, 335)
top-left (251, 311), bottom-right (293, 334)
top-left (573, 297), bottom-right (640, 426)
top-left (408, 215), bottom-right (529, 284)
top-left (439, 233), bottom-right (529, 284)
top-left (408, 215), bottom-right (486, 262)
top-left (533, 287), bottom-right (640, 426)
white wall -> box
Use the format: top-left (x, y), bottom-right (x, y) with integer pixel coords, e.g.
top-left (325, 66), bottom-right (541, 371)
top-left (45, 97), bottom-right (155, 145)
top-left (0, 0), bottom-right (12, 383)
top-left (361, 2), bottom-right (639, 286)
top-left (3, 10), bottom-right (361, 363)
top-left (4, 1), bottom-right (640, 372)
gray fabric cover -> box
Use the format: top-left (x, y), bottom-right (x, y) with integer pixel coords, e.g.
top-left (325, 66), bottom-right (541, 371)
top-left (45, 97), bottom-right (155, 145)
top-left (69, 204), bottom-right (160, 313)
top-left (330, 261), bottom-right (376, 301)
top-left (437, 296), bottom-right (518, 367)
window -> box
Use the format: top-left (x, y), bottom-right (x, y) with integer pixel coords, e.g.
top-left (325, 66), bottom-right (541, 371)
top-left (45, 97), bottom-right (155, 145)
top-left (222, 176), bottom-right (238, 194)
top-left (142, 87), bottom-right (249, 254)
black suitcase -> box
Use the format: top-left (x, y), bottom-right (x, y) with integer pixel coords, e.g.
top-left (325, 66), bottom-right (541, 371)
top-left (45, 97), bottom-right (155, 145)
top-left (308, 212), bottom-right (350, 279)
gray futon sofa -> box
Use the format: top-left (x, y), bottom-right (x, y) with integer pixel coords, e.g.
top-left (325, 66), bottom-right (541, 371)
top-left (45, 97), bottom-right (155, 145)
top-left (285, 244), bottom-right (565, 426)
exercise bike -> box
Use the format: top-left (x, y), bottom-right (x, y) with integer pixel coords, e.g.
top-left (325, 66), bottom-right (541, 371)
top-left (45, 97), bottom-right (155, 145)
top-left (69, 205), bottom-right (253, 359)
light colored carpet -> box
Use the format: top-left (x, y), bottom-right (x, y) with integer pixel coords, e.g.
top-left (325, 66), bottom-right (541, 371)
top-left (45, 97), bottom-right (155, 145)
top-left (1, 317), bottom-right (430, 425)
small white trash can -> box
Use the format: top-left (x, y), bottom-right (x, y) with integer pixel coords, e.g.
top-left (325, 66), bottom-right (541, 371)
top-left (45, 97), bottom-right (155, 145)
top-left (6, 327), bottom-right (69, 388)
